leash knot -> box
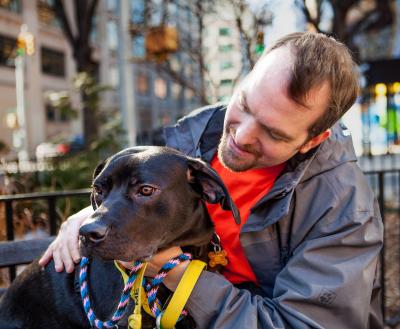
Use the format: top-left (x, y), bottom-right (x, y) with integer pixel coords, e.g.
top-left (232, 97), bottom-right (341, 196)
top-left (79, 257), bottom-right (144, 329)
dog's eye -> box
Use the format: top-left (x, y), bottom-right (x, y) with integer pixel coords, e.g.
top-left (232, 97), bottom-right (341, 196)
top-left (93, 186), bottom-right (103, 195)
top-left (138, 185), bottom-right (155, 196)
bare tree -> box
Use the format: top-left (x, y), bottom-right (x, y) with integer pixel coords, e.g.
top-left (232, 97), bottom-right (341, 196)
top-left (153, 0), bottom-right (273, 104)
top-left (296, 0), bottom-right (394, 60)
top-left (52, 0), bottom-right (99, 147)
top-left (229, 0), bottom-right (273, 70)
top-left (150, 0), bottom-right (214, 105)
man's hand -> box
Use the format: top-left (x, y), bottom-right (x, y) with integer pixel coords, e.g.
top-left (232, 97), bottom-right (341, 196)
top-left (38, 206), bottom-right (94, 273)
top-left (118, 247), bottom-right (189, 291)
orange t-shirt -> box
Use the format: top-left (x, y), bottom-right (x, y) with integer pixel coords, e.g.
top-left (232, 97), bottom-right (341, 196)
top-left (206, 154), bottom-right (286, 284)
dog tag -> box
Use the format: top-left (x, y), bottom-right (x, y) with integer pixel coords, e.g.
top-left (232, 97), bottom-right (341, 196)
top-left (208, 246), bottom-right (228, 268)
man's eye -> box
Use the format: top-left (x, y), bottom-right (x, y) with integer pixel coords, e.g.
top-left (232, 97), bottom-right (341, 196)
top-left (138, 185), bottom-right (155, 196)
top-left (266, 129), bottom-right (284, 142)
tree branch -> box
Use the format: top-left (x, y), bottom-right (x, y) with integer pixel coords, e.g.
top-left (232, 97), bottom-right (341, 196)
top-left (86, 0), bottom-right (99, 36)
top-left (295, 0), bottom-right (321, 32)
top-left (53, 0), bottom-right (75, 46)
top-left (345, 0), bottom-right (393, 39)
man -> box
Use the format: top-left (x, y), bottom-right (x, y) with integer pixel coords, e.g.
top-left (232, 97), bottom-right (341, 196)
top-left (40, 32), bottom-right (383, 328)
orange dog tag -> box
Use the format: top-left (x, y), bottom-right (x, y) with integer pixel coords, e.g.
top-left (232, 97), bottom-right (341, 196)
top-left (208, 249), bottom-right (228, 267)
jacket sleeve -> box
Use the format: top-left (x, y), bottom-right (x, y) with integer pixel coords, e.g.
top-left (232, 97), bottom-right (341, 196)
top-left (185, 208), bottom-right (383, 329)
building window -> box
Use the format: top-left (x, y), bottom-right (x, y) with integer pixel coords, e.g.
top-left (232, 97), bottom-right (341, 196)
top-left (220, 79), bottom-right (233, 87)
top-left (0, 0), bottom-right (21, 13)
top-left (160, 111), bottom-right (171, 126)
top-left (186, 88), bottom-right (194, 101)
top-left (167, 2), bottom-right (177, 21)
top-left (136, 72), bottom-right (149, 94)
top-left (150, 0), bottom-right (162, 26)
top-left (219, 28), bottom-right (231, 36)
top-left (130, 0), bottom-right (144, 25)
top-left (37, 0), bottom-right (61, 27)
top-left (220, 61), bottom-right (233, 70)
top-left (172, 83), bottom-right (181, 99)
top-left (90, 15), bottom-right (98, 44)
top-left (107, 21), bottom-right (118, 51)
top-left (106, 0), bottom-right (117, 14)
top-left (219, 44), bottom-right (233, 52)
top-left (109, 65), bottom-right (119, 88)
top-left (41, 47), bottom-right (65, 77)
top-left (0, 34), bottom-right (16, 68)
top-left (132, 34), bottom-right (145, 58)
top-left (169, 56), bottom-right (180, 72)
top-left (184, 64), bottom-right (193, 79)
top-left (46, 103), bottom-right (56, 122)
top-left (45, 103), bottom-right (70, 122)
top-left (154, 77), bottom-right (167, 99)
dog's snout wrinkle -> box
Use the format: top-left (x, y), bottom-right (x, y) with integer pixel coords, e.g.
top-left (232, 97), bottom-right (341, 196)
top-left (79, 222), bottom-right (110, 244)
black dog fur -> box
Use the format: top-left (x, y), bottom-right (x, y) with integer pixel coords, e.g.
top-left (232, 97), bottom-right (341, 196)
top-left (0, 146), bottom-right (240, 329)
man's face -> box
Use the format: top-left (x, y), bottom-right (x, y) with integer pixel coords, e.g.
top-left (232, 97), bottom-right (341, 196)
top-left (219, 46), bottom-right (331, 171)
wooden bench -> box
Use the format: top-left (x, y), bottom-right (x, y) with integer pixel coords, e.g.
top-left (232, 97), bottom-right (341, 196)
top-left (0, 237), bottom-right (54, 296)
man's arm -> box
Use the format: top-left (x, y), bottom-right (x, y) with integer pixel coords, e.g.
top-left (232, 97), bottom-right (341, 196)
top-left (178, 209), bottom-right (382, 329)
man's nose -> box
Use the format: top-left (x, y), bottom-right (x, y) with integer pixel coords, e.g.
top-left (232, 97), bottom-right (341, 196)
top-left (234, 116), bottom-right (259, 146)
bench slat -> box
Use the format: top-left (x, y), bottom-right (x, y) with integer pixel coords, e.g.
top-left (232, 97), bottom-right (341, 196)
top-left (0, 237), bottom-right (55, 267)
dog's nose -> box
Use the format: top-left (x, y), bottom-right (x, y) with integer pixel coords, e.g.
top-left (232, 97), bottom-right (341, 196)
top-left (79, 222), bottom-right (109, 244)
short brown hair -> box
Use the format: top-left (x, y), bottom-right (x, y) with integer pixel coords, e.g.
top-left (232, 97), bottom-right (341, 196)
top-left (262, 32), bottom-right (359, 138)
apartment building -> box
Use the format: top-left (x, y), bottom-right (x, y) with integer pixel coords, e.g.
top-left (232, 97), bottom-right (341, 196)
top-left (0, 0), bottom-right (79, 158)
top-left (203, 2), bottom-right (254, 104)
top-left (0, 0), bottom-right (202, 159)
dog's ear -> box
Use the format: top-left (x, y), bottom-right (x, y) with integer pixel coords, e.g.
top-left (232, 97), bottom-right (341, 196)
top-left (90, 160), bottom-right (107, 210)
top-left (187, 157), bottom-right (241, 225)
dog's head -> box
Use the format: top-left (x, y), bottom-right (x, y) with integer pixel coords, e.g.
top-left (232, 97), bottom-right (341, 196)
top-left (79, 146), bottom-right (240, 262)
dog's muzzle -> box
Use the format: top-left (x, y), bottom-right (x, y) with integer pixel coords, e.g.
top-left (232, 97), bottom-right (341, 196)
top-left (79, 222), bottom-right (110, 245)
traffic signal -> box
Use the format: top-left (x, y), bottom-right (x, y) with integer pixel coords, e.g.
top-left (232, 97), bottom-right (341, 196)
top-left (145, 25), bottom-right (178, 63)
top-left (25, 33), bottom-right (35, 56)
top-left (255, 31), bottom-right (265, 55)
top-left (16, 34), bottom-right (26, 56)
top-left (16, 26), bottom-right (35, 56)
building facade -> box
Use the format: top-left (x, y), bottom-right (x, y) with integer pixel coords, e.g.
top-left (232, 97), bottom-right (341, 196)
top-left (202, 2), bottom-right (253, 104)
top-left (0, 0), bottom-right (79, 159)
top-left (0, 0), bottom-right (203, 159)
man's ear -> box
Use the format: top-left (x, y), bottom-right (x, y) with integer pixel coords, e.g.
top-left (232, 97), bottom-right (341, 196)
top-left (299, 129), bottom-right (331, 154)
top-left (186, 157), bottom-right (241, 225)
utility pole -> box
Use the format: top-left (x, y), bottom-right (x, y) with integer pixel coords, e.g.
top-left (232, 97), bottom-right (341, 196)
top-left (15, 24), bottom-right (35, 169)
top-left (117, 0), bottom-right (137, 146)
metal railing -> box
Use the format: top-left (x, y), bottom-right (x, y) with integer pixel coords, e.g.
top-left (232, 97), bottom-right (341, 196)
top-left (0, 171), bottom-right (399, 326)
top-left (0, 189), bottom-right (91, 281)
top-left (364, 169), bottom-right (400, 327)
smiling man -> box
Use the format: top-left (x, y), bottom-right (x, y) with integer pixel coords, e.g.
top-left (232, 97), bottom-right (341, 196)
top-left (40, 32), bottom-right (383, 329)
top-left (218, 45), bottom-right (332, 171)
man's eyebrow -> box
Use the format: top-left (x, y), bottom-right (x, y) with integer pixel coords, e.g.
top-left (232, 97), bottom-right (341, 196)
top-left (241, 91), bottom-right (295, 142)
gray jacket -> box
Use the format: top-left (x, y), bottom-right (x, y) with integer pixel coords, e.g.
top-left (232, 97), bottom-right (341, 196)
top-left (164, 104), bottom-right (383, 329)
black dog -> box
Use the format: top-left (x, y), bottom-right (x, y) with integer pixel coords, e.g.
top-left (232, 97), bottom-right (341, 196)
top-left (0, 146), bottom-right (240, 329)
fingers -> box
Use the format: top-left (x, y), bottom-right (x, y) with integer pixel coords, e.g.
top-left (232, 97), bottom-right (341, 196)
top-left (60, 240), bottom-right (75, 273)
top-left (39, 205), bottom-right (94, 272)
top-left (38, 243), bottom-right (55, 267)
top-left (52, 242), bottom-right (64, 272)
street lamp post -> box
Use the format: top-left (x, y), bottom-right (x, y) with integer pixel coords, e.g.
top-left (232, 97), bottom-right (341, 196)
top-left (117, 1), bottom-right (137, 147)
top-left (15, 24), bottom-right (35, 169)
